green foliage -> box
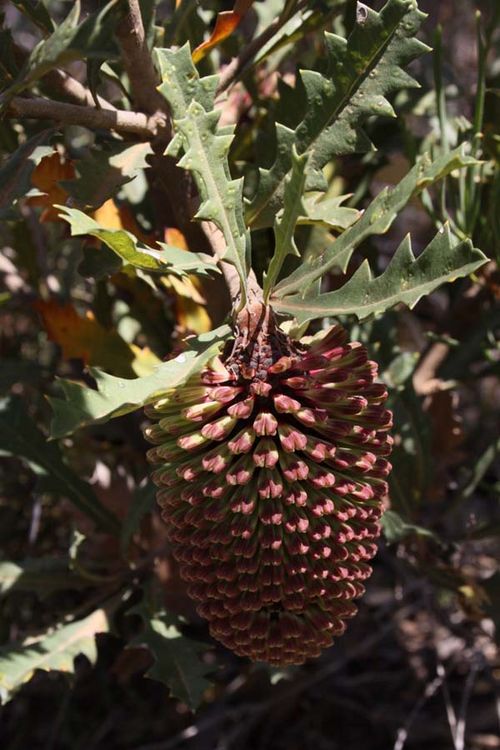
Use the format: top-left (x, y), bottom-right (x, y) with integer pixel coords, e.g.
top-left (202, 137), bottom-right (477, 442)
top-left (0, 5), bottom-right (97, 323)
top-left (273, 225), bottom-right (486, 323)
top-left (0, 609), bottom-right (109, 703)
top-left (130, 603), bottom-right (211, 709)
top-left (48, 327), bottom-right (229, 438)
top-left (156, 45), bottom-right (250, 302)
top-left (247, 0), bottom-right (429, 229)
top-left (58, 206), bottom-right (218, 278)
top-left (0, 131), bottom-right (53, 218)
top-left (0, 559), bottom-right (89, 598)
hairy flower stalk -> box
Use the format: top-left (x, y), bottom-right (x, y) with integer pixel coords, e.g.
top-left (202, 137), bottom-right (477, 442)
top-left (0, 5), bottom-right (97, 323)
top-left (145, 302), bottom-right (393, 665)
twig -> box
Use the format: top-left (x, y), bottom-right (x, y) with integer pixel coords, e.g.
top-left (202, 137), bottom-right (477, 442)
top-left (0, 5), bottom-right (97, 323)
top-left (44, 69), bottom-right (117, 111)
top-left (454, 658), bottom-right (481, 750)
top-left (7, 96), bottom-right (160, 138)
top-left (216, 0), bottom-right (308, 96)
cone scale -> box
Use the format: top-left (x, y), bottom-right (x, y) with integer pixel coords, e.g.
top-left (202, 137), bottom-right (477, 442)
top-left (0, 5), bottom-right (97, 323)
top-left (145, 303), bottom-right (393, 665)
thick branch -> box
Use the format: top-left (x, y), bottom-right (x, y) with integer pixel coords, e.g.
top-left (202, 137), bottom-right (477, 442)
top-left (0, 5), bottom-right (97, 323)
top-left (7, 96), bottom-right (160, 138)
top-left (116, 0), bottom-right (167, 118)
top-left (44, 69), bottom-right (117, 111)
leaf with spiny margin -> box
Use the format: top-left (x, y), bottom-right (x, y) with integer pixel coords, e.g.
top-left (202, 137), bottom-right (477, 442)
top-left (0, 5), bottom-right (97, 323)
top-left (273, 225), bottom-right (487, 323)
top-left (48, 327), bottom-right (230, 439)
top-left (0, 609), bottom-right (108, 704)
top-left (264, 148), bottom-right (308, 300)
top-left (273, 146), bottom-right (479, 300)
top-left (0, 397), bottom-right (119, 534)
top-left (130, 604), bottom-right (211, 710)
top-left (57, 206), bottom-right (218, 278)
top-left (247, 0), bottom-right (429, 229)
top-left (155, 45), bottom-right (249, 303)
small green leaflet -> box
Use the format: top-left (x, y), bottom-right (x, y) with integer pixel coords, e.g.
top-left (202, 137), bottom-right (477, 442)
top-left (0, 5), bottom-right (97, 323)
top-left (49, 327), bottom-right (230, 439)
top-left (247, 0), bottom-right (429, 228)
top-left (263, 148), bottom-right (308, 300)
top-left (274, 146), bottom-right (479, 299)
top-left (0, 608), bottom-right (109, 704)
top-left (130, 604), bottom-right (211, 710)
top-left (57, 206), bottom-right (218, 278)
top-left (155, 45), bottom-right (249, 303)
top-left (0, 397), bottom-right (120, 534)
top-left (273, 226), bottom-right (487, 323)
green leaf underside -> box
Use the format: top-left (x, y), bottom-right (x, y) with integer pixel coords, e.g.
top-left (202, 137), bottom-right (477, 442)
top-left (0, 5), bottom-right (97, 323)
top-left (273, 146), bottom-right (479, 300)
top-left (247, 0), bottom-right (429, 228)
top-left (57, 206), bottom-right (218, 277)
top-left (0, 609), bottom-right (108, 704)
top-left (0, 559), bottom-right (89, 598)
top-left (273, 225), bottom-right (487, 323)
top-left (130, 605), bottom-right (211, 709)
top-left (155, 45), bottom-right (249, 302)
top-left (48, 328), bottom-right (229, 439)
top-left (264, 148), bottom-right (309, 300)
top-left (0, 397), bottom-right (120, 534)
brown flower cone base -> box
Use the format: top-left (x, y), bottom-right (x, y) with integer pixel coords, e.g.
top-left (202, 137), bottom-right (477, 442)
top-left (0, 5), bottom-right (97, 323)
top-left (145, 304), bottom-right (393, 666)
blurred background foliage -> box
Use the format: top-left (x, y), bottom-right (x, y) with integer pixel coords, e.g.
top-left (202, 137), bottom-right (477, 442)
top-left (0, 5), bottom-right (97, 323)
top-left (0, 0), bottom-right (499, 748)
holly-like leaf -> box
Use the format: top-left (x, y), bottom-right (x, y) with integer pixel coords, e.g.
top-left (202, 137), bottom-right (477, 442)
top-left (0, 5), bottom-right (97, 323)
top-left (130, 604), bottom-right (211, 709)
top-left (57, 206), bottom-right (218, 278)
top-left (0, 609), bottom-right (109, 704)
top-left (156, 45), bottom-right (249, 302)
top-left (273, 146), bottom-right (478, 299)
top-left (0, 559), bottom-right (89, 599)
top-left (273, 226), bottom-right (487, 323)
top-left (263, 148), bottom-right (308, 300)
top-left (48, 327), bottom-right (230, 439)
top-left (0, 130), bottom-right (53, 219)
top-left (247, 0), bottom-right (429, 228)
top-left (0, 397), bottom-right (120, 534)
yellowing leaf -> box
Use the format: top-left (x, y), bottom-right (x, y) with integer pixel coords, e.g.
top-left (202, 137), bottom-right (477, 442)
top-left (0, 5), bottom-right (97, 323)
top-left (28, 151), bottom-right (75, 222)
top-left (34, 299), bottom-right (160, 377)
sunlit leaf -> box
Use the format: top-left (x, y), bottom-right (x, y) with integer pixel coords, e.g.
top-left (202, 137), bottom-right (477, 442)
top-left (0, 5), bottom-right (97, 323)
top-left (0, 609), bottom-right (109, 704)
top-left (48, 326), bottom-right (230, 438)
top-left (0, 559), bottom-right (89, 598)
top-left (27, 151), bottom-right (75, 222)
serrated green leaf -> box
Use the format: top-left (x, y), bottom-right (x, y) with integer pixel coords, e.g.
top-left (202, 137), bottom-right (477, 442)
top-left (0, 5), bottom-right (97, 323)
top-left (0, 397), bottom-right (120, 534)
top-left (155, 45), bottom-right (249, 303)
top-left (273, 226), bottom-right (487, 323)
top-left (247, 0), bottom-right (429, 228)
top-left (48, 327), bottom-right (230, 439)
top-left (273, 146), bottom-right (478, 300)
top-left (0, 608), bottom-right (108, 704)
top-left (130, 604), bottom-right (211, 709)
top-left (0, 131), bottom-right (53, 219)
top-left (57, 206), bottom-right (218, 278)
top-left (0, 559), bottom-right (89, 599)
top-left (264, 148), bottom-right (309, 300)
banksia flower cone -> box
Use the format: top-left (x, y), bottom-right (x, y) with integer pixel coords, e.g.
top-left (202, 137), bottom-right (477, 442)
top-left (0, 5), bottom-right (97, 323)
top-left (145, 303), bottom-right (392, 665)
